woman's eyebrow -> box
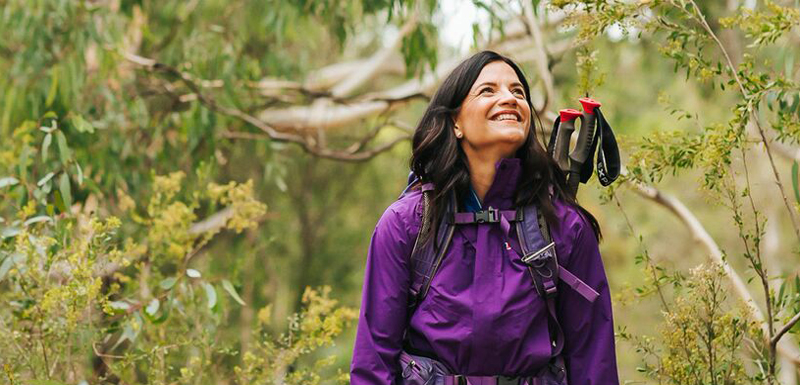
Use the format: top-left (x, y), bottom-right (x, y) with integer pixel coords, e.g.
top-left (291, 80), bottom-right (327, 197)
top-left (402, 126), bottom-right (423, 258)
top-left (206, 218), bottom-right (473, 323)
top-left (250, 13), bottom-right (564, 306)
top-left (472, 81), bottom-right (525, 89)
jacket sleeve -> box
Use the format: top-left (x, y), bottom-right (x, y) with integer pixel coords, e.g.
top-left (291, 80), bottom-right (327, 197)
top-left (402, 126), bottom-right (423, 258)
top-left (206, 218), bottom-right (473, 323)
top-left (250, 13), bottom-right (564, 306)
top-left (556, 213), bottom-right (620, 385)
top-left (350, 205), bottom-right (416, 385)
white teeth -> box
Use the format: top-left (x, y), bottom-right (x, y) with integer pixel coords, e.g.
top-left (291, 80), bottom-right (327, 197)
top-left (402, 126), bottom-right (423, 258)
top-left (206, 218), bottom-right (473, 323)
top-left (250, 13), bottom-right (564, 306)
top-left (492, 113), bottom-right (519, 121)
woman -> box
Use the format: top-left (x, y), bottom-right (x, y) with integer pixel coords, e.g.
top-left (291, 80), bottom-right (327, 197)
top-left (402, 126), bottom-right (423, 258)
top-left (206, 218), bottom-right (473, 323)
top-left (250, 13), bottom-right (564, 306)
top-left (350, 51), bottom-right (619, 384)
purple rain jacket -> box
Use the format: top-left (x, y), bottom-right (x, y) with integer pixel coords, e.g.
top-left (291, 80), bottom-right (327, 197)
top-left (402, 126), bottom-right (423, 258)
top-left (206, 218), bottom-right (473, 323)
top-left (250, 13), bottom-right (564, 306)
top-left (350, 158), bottom-right (619, 385)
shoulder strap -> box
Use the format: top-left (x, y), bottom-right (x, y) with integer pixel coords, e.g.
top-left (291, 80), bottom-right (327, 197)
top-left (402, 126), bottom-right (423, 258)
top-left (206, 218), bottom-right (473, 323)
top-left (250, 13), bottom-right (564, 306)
top-left (516, 204), bottom-right (565, 357)
top-left (517, 203), bottom-right (601, 359)
top-left (407, 187), bottom-right (456, 311)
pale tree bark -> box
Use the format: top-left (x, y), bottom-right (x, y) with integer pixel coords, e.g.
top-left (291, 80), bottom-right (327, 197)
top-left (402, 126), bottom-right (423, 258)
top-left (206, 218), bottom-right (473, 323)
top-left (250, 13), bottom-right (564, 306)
top-left (623, 170), bottom-right (800, 366)
top-left (122, 7), bottom-right (577, 163)
top-left (521, 0), bottom-right (556, 112)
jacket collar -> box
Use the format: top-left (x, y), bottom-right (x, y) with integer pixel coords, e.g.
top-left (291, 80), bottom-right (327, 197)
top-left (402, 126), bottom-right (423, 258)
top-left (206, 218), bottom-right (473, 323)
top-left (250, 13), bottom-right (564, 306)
top-left (463, 157), bottom-right (521, 212)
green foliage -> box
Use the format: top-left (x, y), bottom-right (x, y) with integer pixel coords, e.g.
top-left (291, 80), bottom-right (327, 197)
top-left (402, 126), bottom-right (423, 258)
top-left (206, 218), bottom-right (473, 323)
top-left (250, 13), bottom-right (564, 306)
top-left (621, 264), bottom-right (762, 385)
top-left (558, 0), bottom-right (800, 382)
top-left (625, 121), bottom-right (739, 191)
top-left (550, 0), bottom-right (646, 44)
top-left (234, 287), bottom-right (357, 385)
top-left (2, 0), bottom-right (799, 383)
top-left (0, 1), bottom-right (431, 382)
top-left (575, 48), bottom-right (606, 96)
top-left (0, 156), bottom-right (351, 384)
top-left (719, 1), bottom-right (800, 47)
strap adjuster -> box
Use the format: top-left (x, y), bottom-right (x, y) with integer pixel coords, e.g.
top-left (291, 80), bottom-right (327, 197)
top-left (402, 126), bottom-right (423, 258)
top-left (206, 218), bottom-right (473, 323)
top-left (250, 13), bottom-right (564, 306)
top-left (543, 280), bottom-right (558, 298)
top-left (474, 208), bottom-right (499, 223)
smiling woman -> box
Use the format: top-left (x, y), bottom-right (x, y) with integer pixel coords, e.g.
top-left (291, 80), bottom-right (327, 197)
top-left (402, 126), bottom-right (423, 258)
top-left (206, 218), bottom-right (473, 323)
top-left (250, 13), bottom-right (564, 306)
top-left (454, 61), bottom-right (533, 203)
top-left (350, 51), bottom-right (619, 385)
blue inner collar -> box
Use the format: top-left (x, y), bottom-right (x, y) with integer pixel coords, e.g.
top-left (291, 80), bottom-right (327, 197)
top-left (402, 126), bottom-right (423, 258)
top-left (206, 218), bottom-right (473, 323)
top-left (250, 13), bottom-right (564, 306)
top-left (464, 185), bottom-right (483, 213)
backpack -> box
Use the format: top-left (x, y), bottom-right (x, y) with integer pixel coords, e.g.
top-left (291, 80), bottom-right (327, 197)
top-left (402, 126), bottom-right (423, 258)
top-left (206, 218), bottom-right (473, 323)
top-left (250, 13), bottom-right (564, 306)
top-left (398, 178), bottom-right (600, 358)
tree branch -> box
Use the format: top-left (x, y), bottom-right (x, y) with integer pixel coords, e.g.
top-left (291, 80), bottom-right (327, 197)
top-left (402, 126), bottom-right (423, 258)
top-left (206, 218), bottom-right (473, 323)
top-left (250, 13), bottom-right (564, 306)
top-left (773, 311), bottom-right (800, 350)
top-left (123, 52), bottom-right (410, 162)
top-left (521, 0), bottom-right (555, 113)
top-left (772, 140), bottom-right (800, 163)
top-left (330, 18), bottom-right (417, 98)
top-left (623, 170), bottom-right (800, 365)
top-left (188, 207), bottom-right (234, 235)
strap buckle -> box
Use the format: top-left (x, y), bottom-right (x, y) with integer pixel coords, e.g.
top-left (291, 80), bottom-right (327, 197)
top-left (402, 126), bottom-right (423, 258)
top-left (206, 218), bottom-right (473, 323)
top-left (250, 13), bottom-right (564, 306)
top-left (521, 242), bottom-right (560, 298)
top-left (474, 208), bottom-right (499, 224)
top-left (521, 242), bottom-right (556, 267)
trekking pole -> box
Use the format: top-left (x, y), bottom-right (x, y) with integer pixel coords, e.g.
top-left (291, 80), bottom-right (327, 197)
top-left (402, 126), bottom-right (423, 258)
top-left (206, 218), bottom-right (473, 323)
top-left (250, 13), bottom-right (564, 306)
top-left (566, 97), bottom-right (602, 195)
top-left (551, 108), bottom-right (582, 173)
top-left (548, 97), bottom-right (619, 197)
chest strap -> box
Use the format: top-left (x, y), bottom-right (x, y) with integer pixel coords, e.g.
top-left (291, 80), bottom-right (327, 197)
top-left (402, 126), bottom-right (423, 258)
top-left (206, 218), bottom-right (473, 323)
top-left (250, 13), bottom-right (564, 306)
top-left (451, 208), bottom-right (521, 225)
top-left (450, 208), bottom-right (599, 304)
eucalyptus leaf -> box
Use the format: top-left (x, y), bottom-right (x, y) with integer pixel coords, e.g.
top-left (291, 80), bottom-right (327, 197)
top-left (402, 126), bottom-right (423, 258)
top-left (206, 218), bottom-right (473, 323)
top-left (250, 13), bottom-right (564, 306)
top-left (71, 114), bottom-right (95, 133)
top-left (222, 279), bottom-right (246, 305)
top-left (37, 172), bottom-right (55, 187)
top-left (19, 144), bottom-right (30, 181)
top-left (24, 216), bottom-right (52, 226)
top-left (42, 133), bottom-right (52, 162)
top-left (41, 179), bottom-right (52, 194)
top-left (56, 130), bottom-right (70, 164)
top-left (54, 190), bottom-right (67, 213)
top-left (204, 282), bottom-right (217, 309)
top-left (186, 268), bottom-right (201, 278)
top-left (59, 173), bottom-right (72, 209)
top-left (0, 253), bottom-right (24, 282)
top-left (45, 67), bottom-right (58, 108)
top-left (109, 301), bottom-right (131, 311)
top-left (111, 322), bottom-right (139, 351)
top-left (75, 162), bottom-right (83, 186)
top-left (159, 277), bottom-right (177, 290)
top-left (0, 177), bottom-right (19, 189)
top-left (1, 227), bottom-right (21, 239)
top-left (145, 298), bottom-right (160, 316)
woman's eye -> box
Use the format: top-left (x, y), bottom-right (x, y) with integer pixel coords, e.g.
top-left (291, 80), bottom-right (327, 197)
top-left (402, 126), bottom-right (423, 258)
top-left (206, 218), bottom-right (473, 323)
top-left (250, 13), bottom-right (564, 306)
top-left (479, 87), bottom-right (494, 94)
top-left (513, 89), bottom-right (525, 97)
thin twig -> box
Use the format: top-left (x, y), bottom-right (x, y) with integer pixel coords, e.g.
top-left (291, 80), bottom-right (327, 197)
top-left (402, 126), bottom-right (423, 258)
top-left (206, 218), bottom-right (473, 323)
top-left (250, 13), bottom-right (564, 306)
top-left (612, 192), bottom-right (670, 312)
top-left (773, 311), bottom-right (800, 348)
top-left (685, 0), bottom-right (800, 242)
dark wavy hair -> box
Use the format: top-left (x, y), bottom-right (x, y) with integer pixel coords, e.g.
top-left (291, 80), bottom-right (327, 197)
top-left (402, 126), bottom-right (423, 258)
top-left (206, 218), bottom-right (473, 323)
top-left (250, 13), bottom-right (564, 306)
top-left (409, 50), bottom-right (601, 246)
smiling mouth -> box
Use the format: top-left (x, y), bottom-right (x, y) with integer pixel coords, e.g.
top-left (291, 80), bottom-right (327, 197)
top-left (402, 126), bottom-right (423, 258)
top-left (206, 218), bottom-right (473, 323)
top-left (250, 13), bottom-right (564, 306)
top-left (490, 113), bottom-right (522, 122)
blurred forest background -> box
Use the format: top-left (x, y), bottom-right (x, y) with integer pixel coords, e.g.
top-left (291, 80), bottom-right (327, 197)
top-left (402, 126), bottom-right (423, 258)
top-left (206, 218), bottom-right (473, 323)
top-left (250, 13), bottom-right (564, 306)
top-left (2, 0), bottom-right (800, 384)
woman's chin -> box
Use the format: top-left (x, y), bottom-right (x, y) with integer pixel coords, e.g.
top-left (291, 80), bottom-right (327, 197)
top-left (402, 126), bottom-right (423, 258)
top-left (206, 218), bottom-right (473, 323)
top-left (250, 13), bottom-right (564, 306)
top-left (495, 129), bottom-right (527, 144)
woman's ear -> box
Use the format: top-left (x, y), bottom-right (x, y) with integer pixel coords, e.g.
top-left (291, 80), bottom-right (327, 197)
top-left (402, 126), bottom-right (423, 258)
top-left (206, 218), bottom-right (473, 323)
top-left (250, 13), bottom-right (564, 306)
top-left (452, 116), bottom-right (463, 138)
top-left (452, 121), bottom-right (463, 138)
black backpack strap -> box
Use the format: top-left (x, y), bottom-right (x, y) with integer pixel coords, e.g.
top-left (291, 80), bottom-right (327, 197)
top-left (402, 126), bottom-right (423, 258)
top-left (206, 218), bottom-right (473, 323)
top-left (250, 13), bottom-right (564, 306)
top-left (547, 115), bottom-right (561, 158)
top-left (407, 187), bottom-right (456, 311)
top-left (577, 107), bottom-right (620, 186)
top-left (594, 108), bottom-right (620, 186)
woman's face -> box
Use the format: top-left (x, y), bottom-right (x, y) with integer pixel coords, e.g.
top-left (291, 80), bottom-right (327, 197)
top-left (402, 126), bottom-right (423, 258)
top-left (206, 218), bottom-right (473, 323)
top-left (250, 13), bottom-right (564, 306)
top-left (453, 61), bottom-right (531, 159)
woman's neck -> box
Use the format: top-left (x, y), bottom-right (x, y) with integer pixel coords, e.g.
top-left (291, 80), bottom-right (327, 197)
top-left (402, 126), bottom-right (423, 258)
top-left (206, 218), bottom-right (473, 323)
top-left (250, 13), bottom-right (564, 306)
top-left (466, 152), bottom-right (504, 203)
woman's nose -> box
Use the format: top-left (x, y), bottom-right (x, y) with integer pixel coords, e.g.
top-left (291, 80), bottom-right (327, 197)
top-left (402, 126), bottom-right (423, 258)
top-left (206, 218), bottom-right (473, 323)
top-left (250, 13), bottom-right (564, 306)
top-left (497, 88), bottom-right (518, 105)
